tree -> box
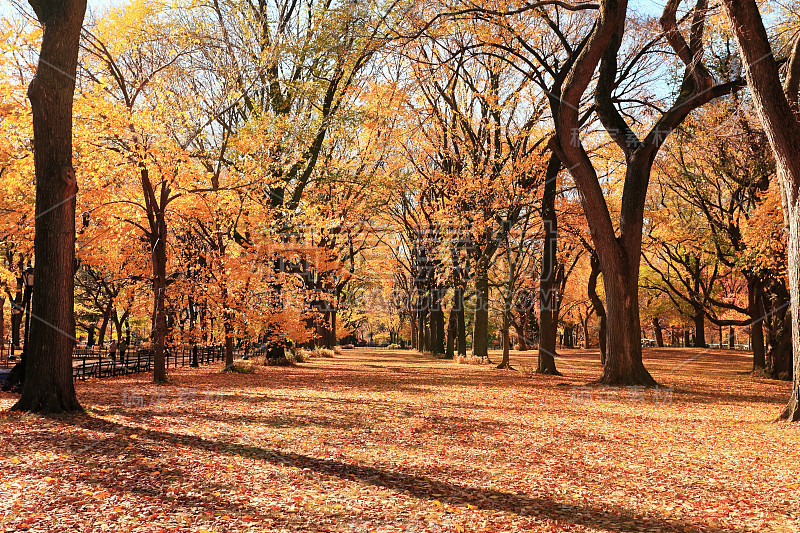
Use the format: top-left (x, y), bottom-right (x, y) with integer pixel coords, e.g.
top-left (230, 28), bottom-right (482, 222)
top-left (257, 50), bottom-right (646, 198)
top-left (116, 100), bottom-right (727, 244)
top-left (719, 0), bottom-right (800, 420)
top-left (550, 0), bottom-right (744, 385)
top-left (11, 0), bottom-right (86, 414)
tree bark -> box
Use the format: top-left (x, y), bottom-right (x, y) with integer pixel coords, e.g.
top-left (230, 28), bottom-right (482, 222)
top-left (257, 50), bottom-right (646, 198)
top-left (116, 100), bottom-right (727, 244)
top-left (330, 307), bottom-right (337, 347)
top-left (472, 267), bottom-right (490, 358)
top-left (152, 234), bottom-right (168, 382)
top-left (410, 308), bottom-right (418, 351)
top-left (750, 277), bottom-right (766, 371)
top-left (537, 154), bottom-right (561, 374)
top-left (12, 0), bottom-right (86, 414)
top-left (497, 311), bottom-right (512, 369)
top-left (597, 255), bottom-right (657, 386)
top-left (455, 287), bottom-right (466, 356)
top-left (765, 282), bottom-right (792, 380)
top-left (587, 253), bottom-right (607, 362)
top-left (652, 317), bottom-right (664, 347)
top-left (0, 296), bottom-right (5, 346)
top-left (693, 308), bottom-right (706, 347)
top-left (445, 304), bottom-right (456, 359)
top-left (514, 322), bottom-right (528, 351)
top-left (721, 0), bottom-right (800, 421)
top-left (431, 283), bottom-right (445, 355)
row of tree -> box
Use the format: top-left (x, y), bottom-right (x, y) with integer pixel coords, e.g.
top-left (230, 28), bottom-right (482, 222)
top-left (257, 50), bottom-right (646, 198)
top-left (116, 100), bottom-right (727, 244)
top-left (1, 0), bottom-right (799, 420)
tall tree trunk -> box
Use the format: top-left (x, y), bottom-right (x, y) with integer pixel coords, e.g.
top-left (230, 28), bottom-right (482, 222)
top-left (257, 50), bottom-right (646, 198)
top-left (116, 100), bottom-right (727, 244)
top-left (652, 317), bottom-right (664, 348)
top-left (497, 311), bottom-right (512, 369)
top-left (537, 154), bottom-right (561, 375)
top-left (222, 286), bottom-right (234, 367)
top-left (597, 257), bottom-right (657, 386)
top-left (728, 326), bottom-right (735, 350)
top-left (0, 296), bottom-right (5, 346)
top-left (693, 308), bottom-right (706, 347)
top-left (514, 322), bottom-right (528, 351)
top-left (12, 0), bottom-right (86, 414)
top-left (563, 325), bottom-right (575, 348)
top-left (410, 309), bottom-right (418, 351)
top-left (97, 299), bottom-right (113, 347)
top-left (456, 287), bottom-right (466, 356)
top-left (417, 295), bottom-right (426, 352)
top-left (472, 267), bottom-right (490, 358)
top-left (765, 282), bottom-right (792, 380)
top-left (431, 284), bottom-right (445, 355)
top-left (587, 253), bottom-right (607, 362)
top-left (86, 325), bottom-right (95, 347)
top-left (445, 305), bottom-right (456, 359)
top-left (330, 307), bottom-right (337, 347)
top-left (152, 238), bottom-right (168, 383)
top-left (750, 277), bottom-right (766, 371)
top-left (721, 0), bottom-right (800, 420)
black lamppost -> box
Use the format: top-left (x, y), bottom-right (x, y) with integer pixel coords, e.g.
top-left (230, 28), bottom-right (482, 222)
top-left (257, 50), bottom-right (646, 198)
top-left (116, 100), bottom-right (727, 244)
top-left (190, 303), bottom-right (200, 367)
top-left (22, 267), bottom-right (34, 344)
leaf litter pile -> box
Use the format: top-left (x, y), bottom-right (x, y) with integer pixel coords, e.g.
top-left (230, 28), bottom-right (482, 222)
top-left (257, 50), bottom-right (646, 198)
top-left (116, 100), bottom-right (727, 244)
top-left (1, 348), bottom-right (799, 532)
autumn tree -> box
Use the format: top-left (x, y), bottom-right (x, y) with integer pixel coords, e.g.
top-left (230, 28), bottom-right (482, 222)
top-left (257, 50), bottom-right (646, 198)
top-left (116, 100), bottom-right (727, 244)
top-left (541, 0), bottom-right (745, 385)
top-left (719, 0), bottom-right (800, 420)
top-left (11, 0), bottom-right (86, 413)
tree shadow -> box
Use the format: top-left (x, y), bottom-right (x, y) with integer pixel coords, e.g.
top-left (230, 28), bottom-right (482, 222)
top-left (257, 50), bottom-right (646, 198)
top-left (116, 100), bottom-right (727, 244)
top-left (62, 415), bottom-right (745, 533)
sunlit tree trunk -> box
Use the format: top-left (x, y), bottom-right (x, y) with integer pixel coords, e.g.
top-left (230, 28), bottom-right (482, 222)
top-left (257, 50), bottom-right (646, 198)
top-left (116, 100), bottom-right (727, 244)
top-left (12, 0), bottom-right (86, 414)
top-left (721, 0), bottom-right (800, 421)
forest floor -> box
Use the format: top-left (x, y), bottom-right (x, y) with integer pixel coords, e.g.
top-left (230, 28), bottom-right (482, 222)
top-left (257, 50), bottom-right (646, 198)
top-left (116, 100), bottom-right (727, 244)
top-left (1, 347), bottom-right (799, 533)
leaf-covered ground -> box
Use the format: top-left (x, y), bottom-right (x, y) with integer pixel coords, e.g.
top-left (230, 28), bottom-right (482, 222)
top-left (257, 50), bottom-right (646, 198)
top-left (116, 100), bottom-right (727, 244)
top-left (1, 348), bottom-right (799, 532)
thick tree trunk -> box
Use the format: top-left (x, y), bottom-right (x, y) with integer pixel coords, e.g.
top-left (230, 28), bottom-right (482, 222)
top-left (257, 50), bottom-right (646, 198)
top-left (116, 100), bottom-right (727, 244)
top-left (431, 284), bottom-right (445, 355)
top-left (537, 154), bottom-right (560, 375)
top-left (765, 283), bottom-right (792, 380)
top-left (12, 0), bottom-right (86, 414)
top-left (563, 325), bottom-right (575, 348)
top-left (721, 0), bottom-right (800, 421)
top-left (514, 322), bottom-right (528, 351)
top-left (456, 287), bottom-right (466, 356)
top-left (97, 299), bottom-right (113, 347)
top-left (152, 242), bottom-right (168, 382)
top-left (597, 261), bottom-right (657, 386)
top-left (417, 297), bottom-right (427, 352)
top-left (472, 268), bottom-right (490, 358)
top-left (693, 309), bottom-right (706, 347)
top-left (653, 317), bottom-right (664, 347)
top-left (445, 305), bottom-right (456, 359)
top-left (750, 277), bottom-right (766, 371)
top-left (728, 326), bottom-right (735, 350)
top-left (587, 254), bottom-right (607, 362)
